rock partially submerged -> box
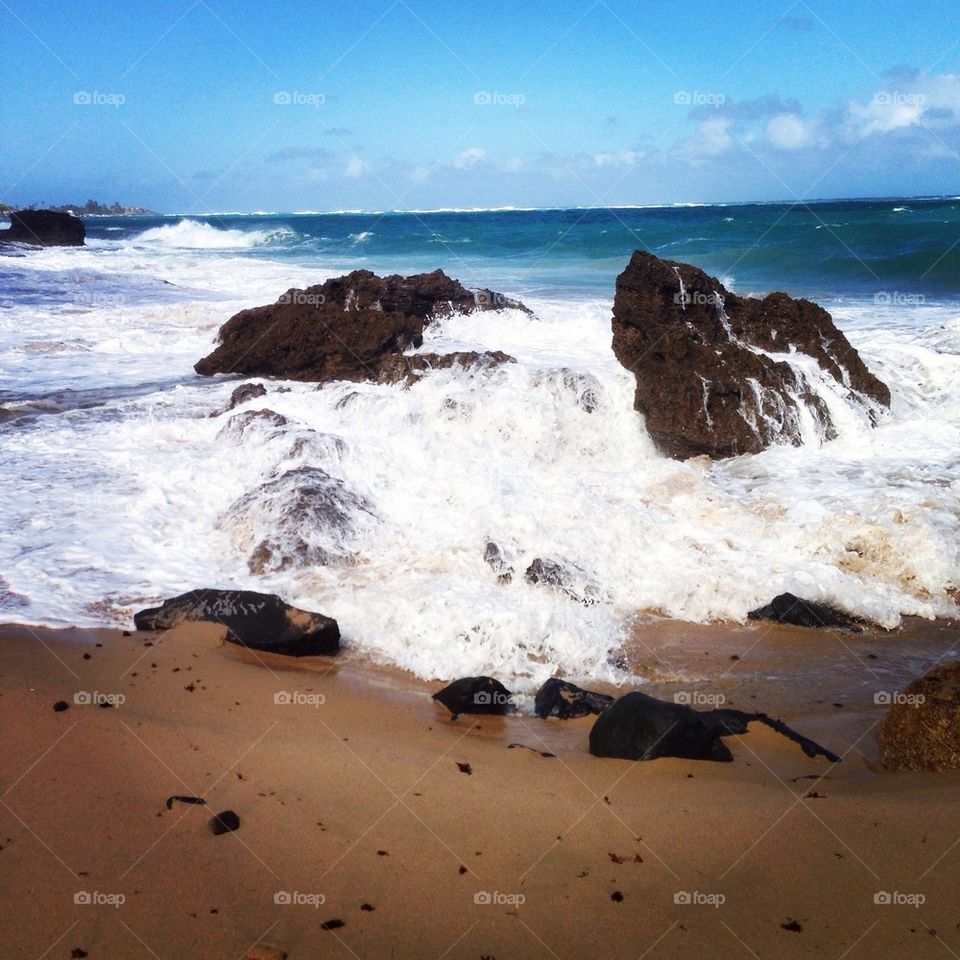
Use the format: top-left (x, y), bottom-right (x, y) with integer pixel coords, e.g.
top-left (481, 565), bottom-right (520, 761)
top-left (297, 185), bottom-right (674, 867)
top-left (534, 678), bottom-right (614, 719)
top-left (134, 589), bottom-right (340, 656)
top-left (376, 350), bottom-right (515, 386)
top-left (433, 677), bottom-right (514, 717)
top-left (748, 593), bottom-right (861, 631)
top-left (877, 662), bottom-right (960, 771)
top-left (195, 269), bottom-right (528, 383)
top-left (0, 209), bottom-right (85, 246)
top-left (611, 251), bottom-right (890, 459)
top-left (589, 691), bottom-right (840, 763)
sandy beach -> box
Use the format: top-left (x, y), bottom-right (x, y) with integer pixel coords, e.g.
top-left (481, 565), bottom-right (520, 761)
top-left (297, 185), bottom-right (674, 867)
top-left (2, 618), bottom-right (960, 959)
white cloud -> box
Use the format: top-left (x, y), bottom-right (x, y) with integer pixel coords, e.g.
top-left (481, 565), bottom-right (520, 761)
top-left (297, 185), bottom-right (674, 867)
top-left (345, 154), bottom-right (368, 177)
top-left (766, 113), bottom-right (814, 150)
top-left (593, 150), bottom-right (641, 167)
top-left (848, 73), bottom-right (960, 135)
top-left (688, 117), bottom-right (733, 156)
top-left (453, 147), bottom-right (487, 169)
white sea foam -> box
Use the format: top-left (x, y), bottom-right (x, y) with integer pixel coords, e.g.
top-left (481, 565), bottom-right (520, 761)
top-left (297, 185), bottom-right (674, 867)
top-left (134, 219), bottom-right (292, 249)
top-left (1, 241), bottom-right (958, 686)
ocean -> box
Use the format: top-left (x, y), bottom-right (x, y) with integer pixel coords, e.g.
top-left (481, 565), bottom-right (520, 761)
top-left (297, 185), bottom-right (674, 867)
top-left (1, 199), bottom-right (958, 685)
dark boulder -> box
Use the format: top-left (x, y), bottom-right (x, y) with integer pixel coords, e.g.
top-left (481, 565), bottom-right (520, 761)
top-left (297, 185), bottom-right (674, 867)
top-left (0, 209), bottom-right (85, 246)
top-left (589, 691), bottom-right (840, 763)
top-left (226, 382), bottom-right (267, 410)
top-left (611, 251), bottom-right (890, 459)
top-left (877, 661), bottom-right (960, 771)
top-left (432, 677), bottom-right (514, 717)
top-left (376, 350), bottom-right (515, 386)
top-left (534, 678), bottom-right (614, 719)
top-left (747, 593), bottom-right (861, 630)
top-left (133, 589), bottom-right (340, 656)
top-left (195, 269), bottom-right (528, 382)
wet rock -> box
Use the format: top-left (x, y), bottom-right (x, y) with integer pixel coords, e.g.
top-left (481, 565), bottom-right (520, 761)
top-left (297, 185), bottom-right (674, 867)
top-left (225, 466), bottom-right (376, 574)
top-left (483, 541), bottom-right (514, 583)
top-left (534, 678), bottom-right (614, 719)
top-left (134, 589), bottom-right (340, 657)
top-left (524, 558), bottom-right (599, 605)
top-left (216, 408), bottom-right (289, 441)
top-left (376, 350), bottom-right (515, 386)
top-left (195, 269), bottom-right (529, 383)
top-left (224, 382), bottom-right (267, 411)
top-left (589, 691), bottom-right (840, 763)
top-left (877, 661), bottom-right (960, 771)
top-left (610, 251), bottom-right (890, 459)
top-left (747, 593), bottom-right (861, 630)
top-left (0, 209), bottom-right (85, 246)
top-left (433, 677), bottom-right (514, 717)
top-left (210, 809), bottom-right (240, 835)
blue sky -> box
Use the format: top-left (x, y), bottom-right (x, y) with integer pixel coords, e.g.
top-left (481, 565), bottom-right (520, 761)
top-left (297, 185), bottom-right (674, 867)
top-left (2, 0), bottom-right (959, 212)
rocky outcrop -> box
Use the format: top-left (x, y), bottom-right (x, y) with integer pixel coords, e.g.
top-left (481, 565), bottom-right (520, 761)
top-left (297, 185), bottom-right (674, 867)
top-left (0, 209), bottom-right (85, 246)
top-left (534, 678), bottom-right (614, 719)
top-left (611, 251), bottom-right (890, 459)
top-left (225, 467), bottom-right (375, 574)
top-left (748, 593), bottom-right (862, 630)
top-left (589, 691), bottom-right (840, 762)
top-left (432, 677), bottom-right (514, 717)
top-left (133, 589), bottom-right (340, 656)
top-left (376, 350), bottom-right (515, 386)
top-left (195, 269), bottom-right (528, 383)
top-left (877, 662), bottom-right (960, 771)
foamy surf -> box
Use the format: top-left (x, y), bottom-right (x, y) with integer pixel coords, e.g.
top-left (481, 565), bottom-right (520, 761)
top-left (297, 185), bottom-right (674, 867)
top-left (1, 205), bottom-right (959, 686)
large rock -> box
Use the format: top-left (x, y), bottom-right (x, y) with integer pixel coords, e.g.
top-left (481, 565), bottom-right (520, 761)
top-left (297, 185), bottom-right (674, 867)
top-left (877, 662), bottom-right (960, 771)
top-left (376, 350), bottom-right (515, 386)
top-left (611, 251), bottom-right (890, 459)
top-left (195, 269), bottom-right (527, 383)
top-left (0, 209), bottom-right (85, 246)
top-left (432, 677), bottom-right (514, 717)
top-left (747, 593), bottom-right (861, 630)
top-left (133, 589), bottom-right (340, 656)
top-left (589, 691), bottom-right (840, 763)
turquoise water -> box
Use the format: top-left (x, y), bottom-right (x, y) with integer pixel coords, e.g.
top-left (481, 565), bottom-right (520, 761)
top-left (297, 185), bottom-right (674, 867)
top-left (84, 198), bottom-right (960, 300)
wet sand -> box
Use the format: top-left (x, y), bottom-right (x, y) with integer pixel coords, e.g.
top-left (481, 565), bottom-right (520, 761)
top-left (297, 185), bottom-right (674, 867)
top-left (2, 618), bottom-right (959, 959)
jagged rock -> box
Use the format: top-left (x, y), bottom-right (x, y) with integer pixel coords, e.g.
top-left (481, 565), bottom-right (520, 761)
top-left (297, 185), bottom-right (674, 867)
top-left (877, 662), bottom-right (960, 771)
top-left (483, 541), bottom-right (514, 583)
top-left (376, 350), bottom-right (515, 386)
top-left (524, 558), bottom-right (599, 605)
top-left (0, 209), bottom-right (85, 246)
top-left (433, 677), bottom-right (514, 717)
top-left (611, 251), bottom-right (890, 459)
top-left (534, 678), bottom-right (614, 719)
top-left (133, 589), bottom-right (340, 656)
top-left (226, 382), bottom-right (267, 409)
top-left (195, 269), bottom-right (529, 382)
top-left (225, 466), bottom-right (375, 574)
top-left (748, 593), bottom-right (861, 630)
top-left (216, 409), bottom-right (289, 442)
top-left (589, 691), bottom-right (840, 762)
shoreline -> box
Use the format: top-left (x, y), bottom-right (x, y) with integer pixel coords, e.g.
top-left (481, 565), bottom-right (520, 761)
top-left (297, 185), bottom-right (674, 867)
top-left (3, 619), bottom-right (960, 958)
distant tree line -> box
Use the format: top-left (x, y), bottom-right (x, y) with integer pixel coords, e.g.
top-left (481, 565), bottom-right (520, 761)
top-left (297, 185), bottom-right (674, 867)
top-left (0, 199), bottom-right (155, 215)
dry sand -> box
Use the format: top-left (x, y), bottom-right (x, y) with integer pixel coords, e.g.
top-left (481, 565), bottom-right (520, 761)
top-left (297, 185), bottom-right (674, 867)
top-left (2, 618), bottom-right (959, 959)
